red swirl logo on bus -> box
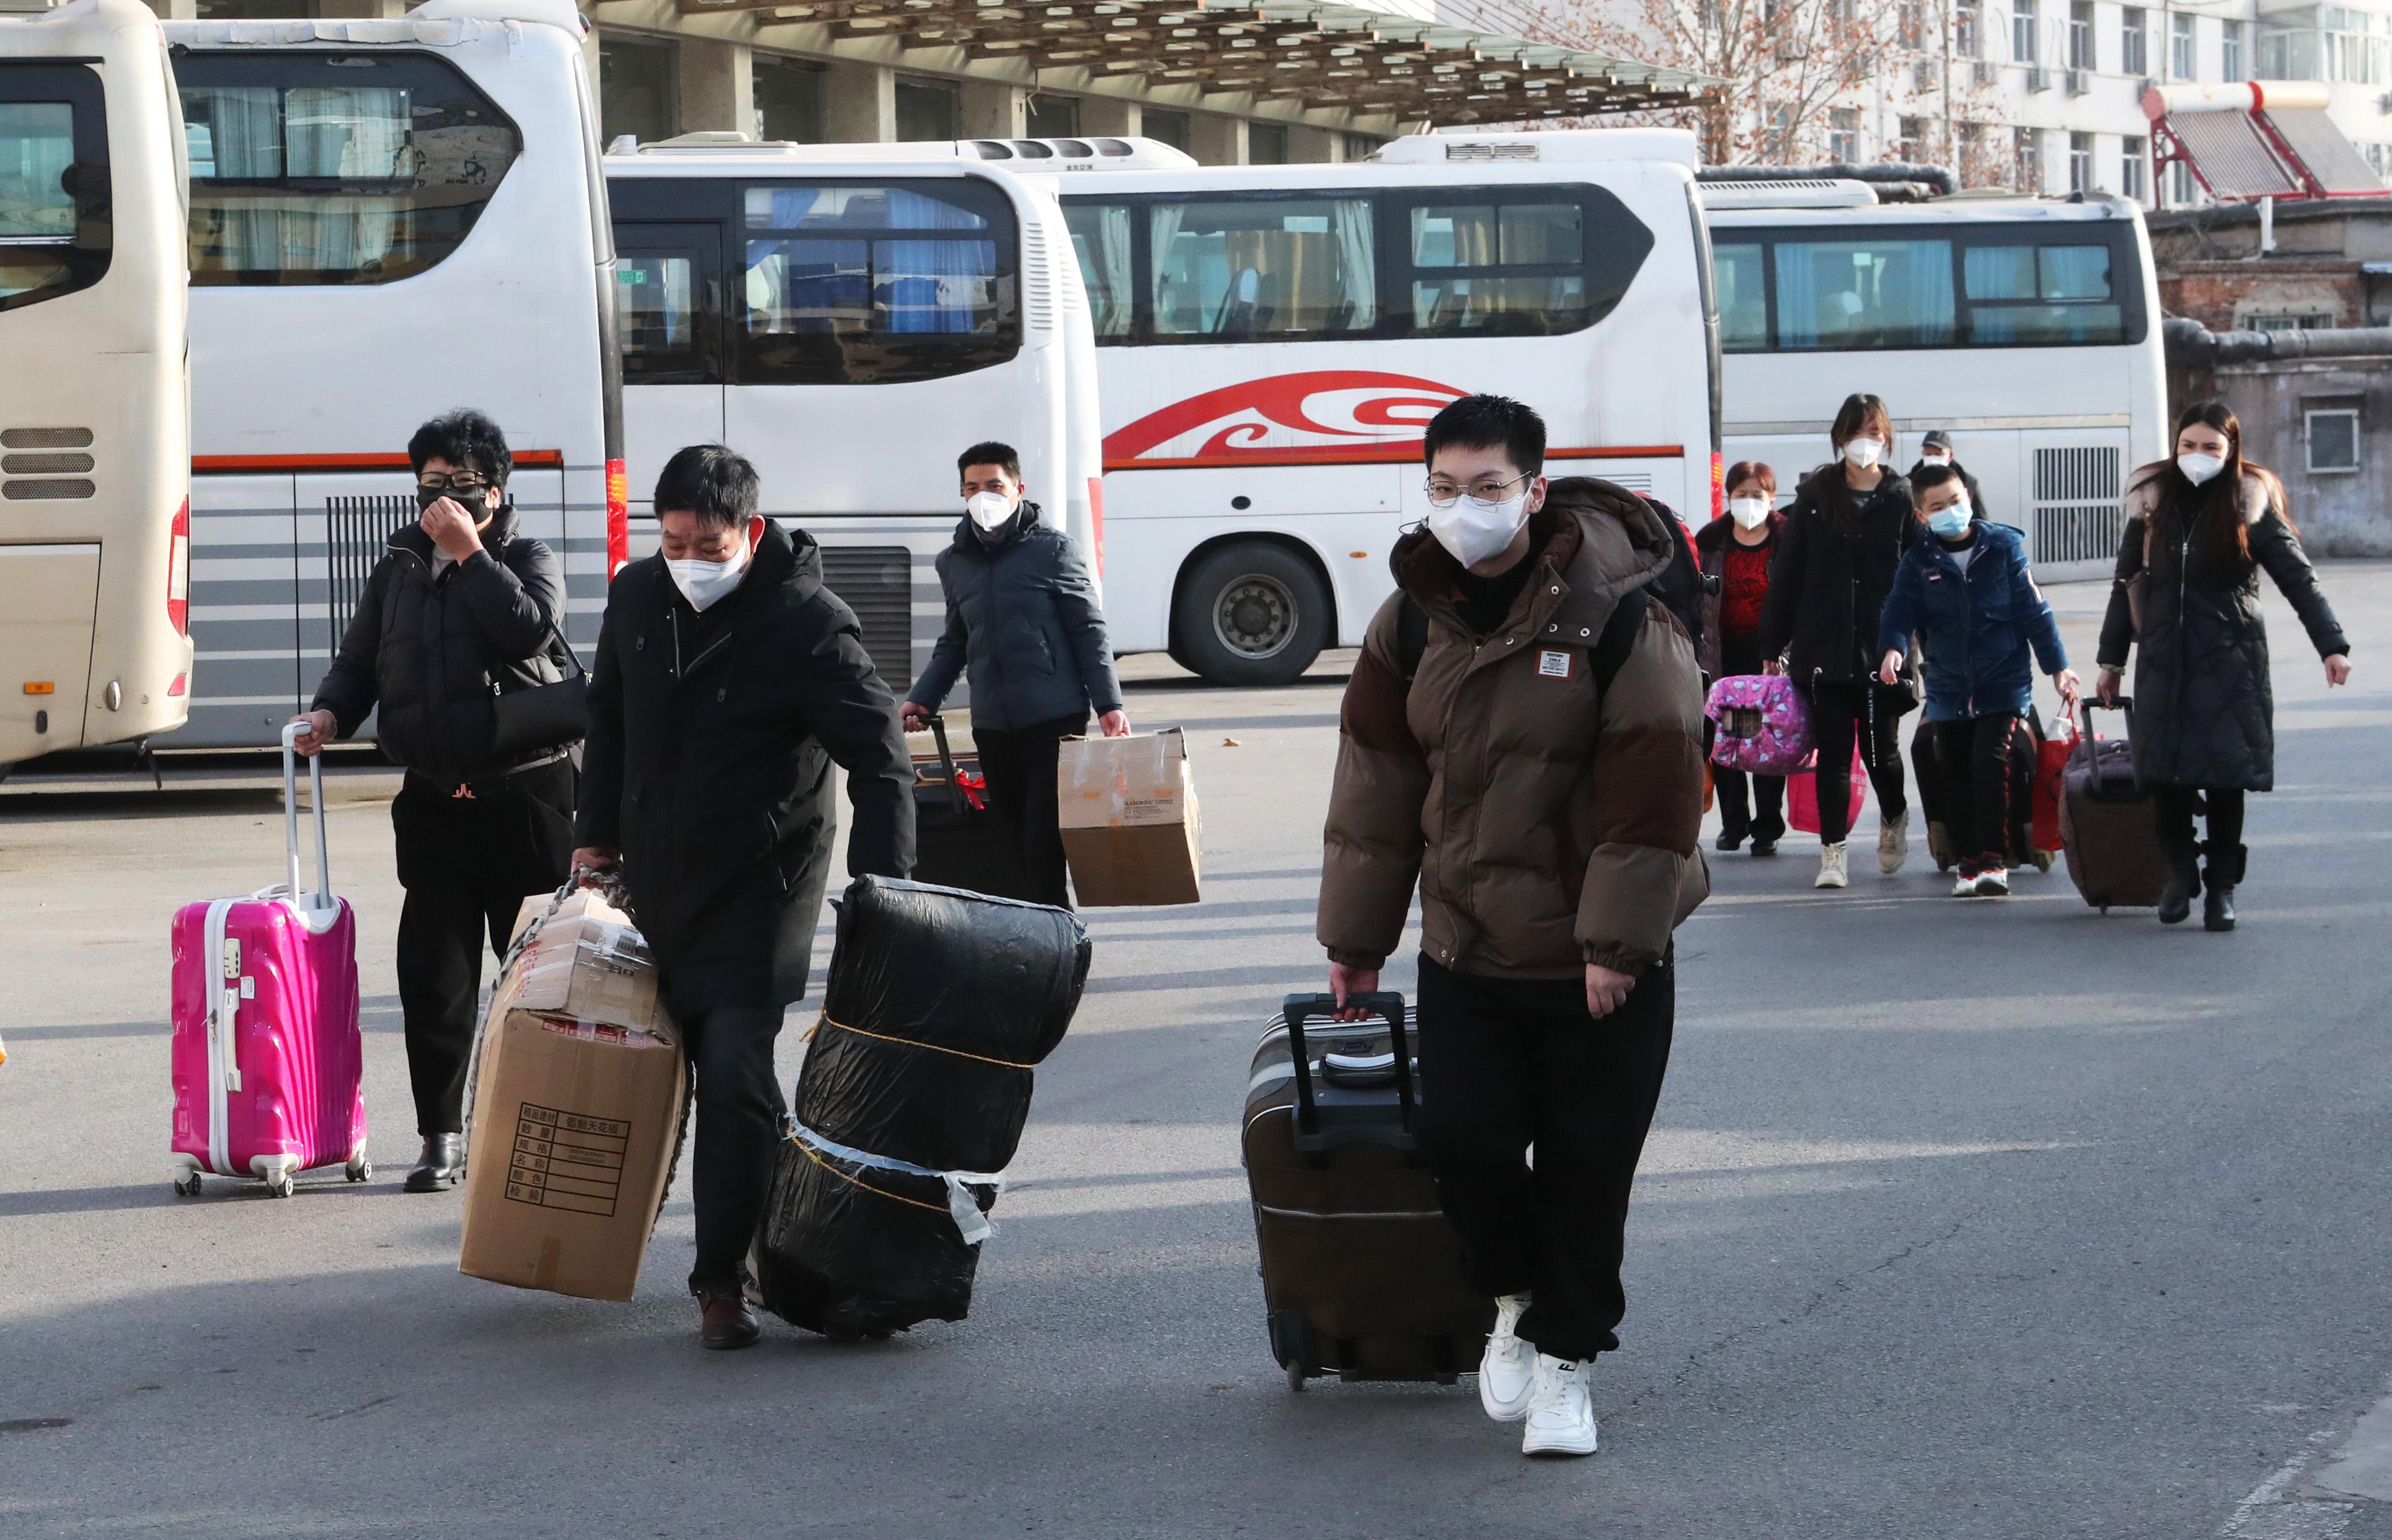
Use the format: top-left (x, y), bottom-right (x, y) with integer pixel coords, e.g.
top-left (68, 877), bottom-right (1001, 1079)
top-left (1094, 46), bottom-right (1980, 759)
top-left (1102, 371), bottom-right (1464, 469)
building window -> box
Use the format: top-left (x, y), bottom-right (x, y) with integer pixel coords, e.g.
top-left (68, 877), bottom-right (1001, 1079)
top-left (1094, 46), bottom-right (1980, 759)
top-left (1829, 107), bottom-right (1860, 162)
top-left (753, 54), bottom-right (823, 144)
top-left (2222, 19), bottom-right (2246, 79)
top-left (1024, 94), bottom-right (1079, 138)
top-left (2368, 141), bottom-right (2392, 179)
top-left (599, 35), bottom-right (676, 148)
top-left (2069, 0), bottom-right (2093, 68)
top-left (1766, 105), bottom-right (1795, 159)
top-left (1246, 122), bottom-right (1289, 164)
top-left (1900, 0), bottom-right (1925, 50)
top-left (2168, 158), bottom-right (2194, 206)
top-left (1141, 108), bottom-right (1190, 153)
top-left (2306, 406), bottom-right (2360, 472)
top-left (1897, 115), bottom-right (1925, 161)
top-left (2171, 12), bottom-right (2196, 78)
top-left (2248, 309), bottom-right (2334, 329)
top-left (2122, 134), bottom-right (2148, 200)
top-left (2014, 0), bottom-right (2038, 64)
top-left (1343, 133), bottom-right (1381, 161)
top-left (2068, 131), bottom-right (2093, 190)
top-left (2015, 126), bottom-right (2042, 190)
top-left (893, 77), bottom-right (959, 142)
top-left (2121, 7), bottom-right (2146, 75)
top-left (1957, 0), bottom-right (1980, 56)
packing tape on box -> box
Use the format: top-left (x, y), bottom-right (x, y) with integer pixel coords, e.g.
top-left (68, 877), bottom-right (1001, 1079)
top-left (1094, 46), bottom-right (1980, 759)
top-left (786, 1119), bottom-right (1008, 1246)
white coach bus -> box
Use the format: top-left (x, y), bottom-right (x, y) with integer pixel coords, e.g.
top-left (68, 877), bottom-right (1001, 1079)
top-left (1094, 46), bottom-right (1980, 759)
top-left (1060, 128), bottom-right (1721, 684)
top-left (167, 0), bottom-right (621, 748)
top-left (1, 0), bottom-right (189, 771)
top-left (1704, 180), bottom-right (2168, 580)
top-left (604, 135), bottom-right (1101, 690)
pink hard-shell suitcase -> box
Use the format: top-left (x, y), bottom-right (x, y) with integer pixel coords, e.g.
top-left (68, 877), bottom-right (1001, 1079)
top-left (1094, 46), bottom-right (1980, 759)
top-left (169, 724), bottom-right (368, 1197)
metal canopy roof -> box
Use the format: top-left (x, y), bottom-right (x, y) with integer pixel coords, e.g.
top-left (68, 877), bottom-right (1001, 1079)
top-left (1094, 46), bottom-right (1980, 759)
top-left (678, 0), bottom-right (1718, 125)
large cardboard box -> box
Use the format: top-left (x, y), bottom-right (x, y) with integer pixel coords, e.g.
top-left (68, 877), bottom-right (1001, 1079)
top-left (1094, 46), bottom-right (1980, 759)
top-left (1056, 728), bottom-right (1202, 906)
top-left (458, 892), bottom-right (688, 1303)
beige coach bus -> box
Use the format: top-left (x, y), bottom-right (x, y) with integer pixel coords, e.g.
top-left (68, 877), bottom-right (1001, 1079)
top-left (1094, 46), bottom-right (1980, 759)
top-left (0, 0), bottom-right (190, 772)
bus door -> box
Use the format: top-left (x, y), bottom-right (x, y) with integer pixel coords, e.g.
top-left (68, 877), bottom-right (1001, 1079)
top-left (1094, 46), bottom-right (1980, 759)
top-left (613, 221), bottom-right (726, 493)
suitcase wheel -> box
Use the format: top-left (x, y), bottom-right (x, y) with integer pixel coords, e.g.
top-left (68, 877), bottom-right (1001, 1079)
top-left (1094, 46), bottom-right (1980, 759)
top-left (345, 1156), bottom-right (372, 1184)
top-left (172, 1174), bottom-right (201, 1198)
top-left (267, 1173), bottom-right (295, 1199)
top-left (1286, 1359), bottom-right (1308, 1392)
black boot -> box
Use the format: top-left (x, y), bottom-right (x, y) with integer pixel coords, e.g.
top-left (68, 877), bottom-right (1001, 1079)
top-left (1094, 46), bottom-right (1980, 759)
top-left (2203, 842), bottom-right (2246, 932)
top-left (2156, 836), bottom-right (2201, 926)
top-left (404, 1133), bottom-right (466, 1193)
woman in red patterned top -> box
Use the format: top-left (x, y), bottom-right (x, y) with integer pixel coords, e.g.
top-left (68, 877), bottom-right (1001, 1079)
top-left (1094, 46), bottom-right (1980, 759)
top-left (1696, 462), bottom-right (1789, 855)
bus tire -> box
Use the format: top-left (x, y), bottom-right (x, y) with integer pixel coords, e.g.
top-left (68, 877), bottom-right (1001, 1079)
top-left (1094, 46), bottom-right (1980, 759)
top-left (1173, 543), bottom-right (1331, 688)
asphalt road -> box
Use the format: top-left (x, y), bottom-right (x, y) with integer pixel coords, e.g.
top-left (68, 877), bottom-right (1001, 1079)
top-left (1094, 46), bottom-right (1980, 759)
top-left (4, 566), bottom-right (2390, 1540)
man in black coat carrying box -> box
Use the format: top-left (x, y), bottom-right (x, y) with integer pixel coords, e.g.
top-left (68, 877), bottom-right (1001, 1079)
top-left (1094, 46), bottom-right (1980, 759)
top-left (571, 445), bottom-right (915, 1350)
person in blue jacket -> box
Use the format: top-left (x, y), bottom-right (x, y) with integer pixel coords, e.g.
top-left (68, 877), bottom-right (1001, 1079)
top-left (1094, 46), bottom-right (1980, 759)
top-left (902, 441), bottom-right (1129, 907)
top-left (1876, 464), bottom-right (2081, 897)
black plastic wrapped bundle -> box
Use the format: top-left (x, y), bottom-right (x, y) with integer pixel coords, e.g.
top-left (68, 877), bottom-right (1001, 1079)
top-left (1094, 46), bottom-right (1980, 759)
top-left (754, 876), bottom-right (1091, 1336)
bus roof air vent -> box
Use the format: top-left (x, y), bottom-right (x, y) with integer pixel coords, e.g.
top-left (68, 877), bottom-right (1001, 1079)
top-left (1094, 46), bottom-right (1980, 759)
top-left (1446, 142), bottom-right (1538, 161)
top-left (1697, 178), bottom-right (1879, 209)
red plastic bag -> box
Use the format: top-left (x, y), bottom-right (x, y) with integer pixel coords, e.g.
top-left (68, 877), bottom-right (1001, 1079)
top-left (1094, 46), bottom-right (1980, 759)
top-left (2031, 712), bottom-right (2073, 853)
top-left (1787, 745), bottom-right (1869, 836)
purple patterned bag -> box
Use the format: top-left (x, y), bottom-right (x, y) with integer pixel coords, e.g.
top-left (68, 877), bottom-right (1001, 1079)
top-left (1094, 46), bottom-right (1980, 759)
top-left (1706, 674), bottom-right (1815, 776)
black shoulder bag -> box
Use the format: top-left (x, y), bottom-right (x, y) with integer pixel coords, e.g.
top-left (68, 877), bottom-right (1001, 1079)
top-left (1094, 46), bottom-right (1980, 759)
top-left (489, 617), bottom-right (590, 759)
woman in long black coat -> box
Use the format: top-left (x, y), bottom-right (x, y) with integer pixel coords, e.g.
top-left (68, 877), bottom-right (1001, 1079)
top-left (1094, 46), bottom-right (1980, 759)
top-left (2096, 401), bottom-right (2353, 932)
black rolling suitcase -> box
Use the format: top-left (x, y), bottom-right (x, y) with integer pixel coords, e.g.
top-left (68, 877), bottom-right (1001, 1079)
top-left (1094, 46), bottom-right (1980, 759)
top-left (1910, 710), bottom-right (2049, 873)
top-left (1243, 992), bottom-right (1490, 1391)
top-left (909, 715), bottom-right (1034, 901)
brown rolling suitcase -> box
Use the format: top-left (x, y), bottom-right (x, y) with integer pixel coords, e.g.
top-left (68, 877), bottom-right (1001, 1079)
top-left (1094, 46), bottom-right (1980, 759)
top-left (2058, 697), bottom-right (2167, 911)
top-left (1243, 992), bottom-right (1490, 1391)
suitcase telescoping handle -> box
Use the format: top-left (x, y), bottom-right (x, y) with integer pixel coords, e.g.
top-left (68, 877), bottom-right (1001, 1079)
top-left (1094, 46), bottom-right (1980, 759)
top-left (1281, 991), bottom-right (1415, 1137)
top-left (2073, 694), bottom-right (2134, 748)
top-left (278, 720), bottom-right (335, 913)
top-left (927, 713), bottom-right (968, 818)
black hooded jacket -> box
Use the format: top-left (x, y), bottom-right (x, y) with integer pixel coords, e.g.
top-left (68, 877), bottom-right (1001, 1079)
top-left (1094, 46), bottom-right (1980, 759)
top-left (1757, 464), bottom-right (1918, 688)
top-left (576, 519), bottom-right (915, 1016)
top-left (311, 502), bottom-right (570, 787)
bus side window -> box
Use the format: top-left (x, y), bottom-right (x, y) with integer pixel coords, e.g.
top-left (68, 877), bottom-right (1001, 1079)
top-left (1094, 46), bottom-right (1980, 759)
top-left (1713, 241), bottom-right (1768, 353)
top-left (1146, 195), bottom-right (1377, 341)
top-left (175, 51), bottom-right (523, 287)
top-left (1770, 236), bottom-right (1955, 351)
top-left (0, 68), bottom-right (110, 311)
top-left (1963, 240), bottom-right (2124, 345)
top-left (1394, 187), bottom-right (1650, 340)
top-left (1061, 198), bottom-right (1132, 339)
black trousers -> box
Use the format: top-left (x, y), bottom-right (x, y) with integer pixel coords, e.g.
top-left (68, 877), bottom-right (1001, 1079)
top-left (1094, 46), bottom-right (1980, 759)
top-left (678, 1003), bottom-right (789, 1296)
top-left (391, 759), bottom-right (575, 1136)
top-left (2153, 784), bottom-right (2247, 853)
top-left (972, 713), bottom-right (1086, 909)
top-left (1809, 681), bottom-right (1907, 844)
top-left (1930, 713), bottom-right (2021, 871)
top-left (1711, 634), bottom-right (1784, 843)
top-left (1415, 952), bottom-right (1675, 1363)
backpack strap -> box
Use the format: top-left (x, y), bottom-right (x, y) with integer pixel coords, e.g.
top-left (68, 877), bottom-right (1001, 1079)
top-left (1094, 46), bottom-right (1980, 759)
top-left (1394, 593), bottom-right (1431, 682)
top-left (1588, 586), bottom-right (1650, 697)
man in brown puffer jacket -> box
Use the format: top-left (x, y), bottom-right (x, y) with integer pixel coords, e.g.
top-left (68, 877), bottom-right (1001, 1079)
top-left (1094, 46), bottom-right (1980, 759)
top-left (1318, 395), bottom-right (1708, 1458)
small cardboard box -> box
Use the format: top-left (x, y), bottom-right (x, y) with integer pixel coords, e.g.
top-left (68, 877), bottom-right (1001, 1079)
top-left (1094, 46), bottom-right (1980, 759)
top-left (1056, 727), bottom-right (1202, 906)
top-left (458, 892), bottom-right (687, 1303)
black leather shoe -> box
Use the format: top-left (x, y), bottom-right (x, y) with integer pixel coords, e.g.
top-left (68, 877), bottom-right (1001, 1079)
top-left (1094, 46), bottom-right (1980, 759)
top-left (403, 1133), bottom-right (464, 1193)
top-left (1750, 838), bottom-right (1779, 858)
top-left (1715, 830), bottom-right (1745, 852)
top-left (698, 1291), bottom-right (761, 1350)
top-left (2156, 843), bottom-right (2200, 926)
top-left (2203, 841), bottom-right (2245, 932)
top-left (2204, 883), bottom-right (2237, 932)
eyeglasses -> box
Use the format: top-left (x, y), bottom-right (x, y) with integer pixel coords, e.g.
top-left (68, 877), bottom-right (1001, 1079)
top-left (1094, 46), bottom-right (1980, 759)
top-left (1424, 472), bottom-right (1533, 508)
top-left (417, 472), bottom-right (493, 492)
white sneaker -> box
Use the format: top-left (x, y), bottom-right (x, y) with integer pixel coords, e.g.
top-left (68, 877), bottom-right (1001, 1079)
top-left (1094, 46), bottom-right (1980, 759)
top-left (1477, 1295), bottom-right (1536, 1423)
top-left (1973, 866), bottom-right (2011, 897)
top-left (1815, 842), bottom-right (1849, 889)
top-left (1878, 810), bottom-right (1910, 874)
top-left (1520, 1353), bottom-right (1599, 1457)
top-left (1951, 869), bottom-right (1978, 897)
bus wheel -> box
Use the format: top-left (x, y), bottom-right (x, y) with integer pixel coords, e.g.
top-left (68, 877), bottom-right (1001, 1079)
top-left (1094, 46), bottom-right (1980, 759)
top-left (1174, 544), bottom-right (1330, 688)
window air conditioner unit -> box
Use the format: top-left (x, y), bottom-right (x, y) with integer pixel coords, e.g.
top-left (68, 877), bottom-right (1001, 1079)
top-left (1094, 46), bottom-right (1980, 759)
top-left (1975, 59), bottom-right (2001, 85)
top-left (1915, 59), bottom-right (1938, 91)
top-left (2027, 64), bottom-right (2051, 91)
top-left (2066, 67), bottom-right (2091, 94)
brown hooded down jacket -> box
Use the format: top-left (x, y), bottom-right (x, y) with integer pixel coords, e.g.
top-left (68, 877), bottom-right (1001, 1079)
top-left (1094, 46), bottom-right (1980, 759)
top-left (1318, 479), bottom-right (1711, 980)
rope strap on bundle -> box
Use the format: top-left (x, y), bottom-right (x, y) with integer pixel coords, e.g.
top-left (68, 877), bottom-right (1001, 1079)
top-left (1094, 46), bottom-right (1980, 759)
top-left (802, 1012), bottom-right (1036, 1070)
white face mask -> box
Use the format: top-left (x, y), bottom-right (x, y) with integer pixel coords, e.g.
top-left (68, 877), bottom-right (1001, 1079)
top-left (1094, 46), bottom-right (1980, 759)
top-left (965, 490), bottom-right (1017, 531)
top-left (1843, 437), bottom-right (1884, 470)
top-left (1728, 496), bottom-right (1770, 530)
top-left (666, 526), bottom-right (751, 613)
top-left (2177, 452), bottom-right (2226, 486)
top-left (1920, 451), bottom-right (1952, 467)
top-left (1429, 489), bottom-right (1532, 570)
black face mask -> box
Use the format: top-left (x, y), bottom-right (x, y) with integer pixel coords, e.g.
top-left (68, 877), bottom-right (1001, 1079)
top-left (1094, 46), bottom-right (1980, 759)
top-left (416, 484), bottom-right (492, 520)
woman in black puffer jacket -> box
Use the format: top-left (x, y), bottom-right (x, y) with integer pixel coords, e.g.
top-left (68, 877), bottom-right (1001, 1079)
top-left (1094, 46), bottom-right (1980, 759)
top-left (1756, 392), bottom-right (1919, 890)
top-left (2096, 401), bottom-right (2352, 932)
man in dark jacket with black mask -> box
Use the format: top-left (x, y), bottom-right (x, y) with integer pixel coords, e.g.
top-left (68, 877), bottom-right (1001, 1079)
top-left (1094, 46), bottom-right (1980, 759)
top-left (572, 444), bottom-right (915, 1350)
top-left (900, 441), bottom-right (1127, 907)
top-left (293, 409), bottom-right (577, 1195)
